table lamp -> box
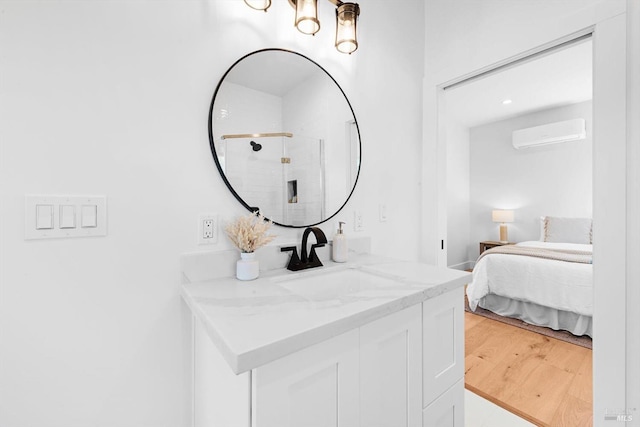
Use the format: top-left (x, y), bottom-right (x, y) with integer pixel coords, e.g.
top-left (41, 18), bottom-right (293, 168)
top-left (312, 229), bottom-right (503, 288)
top-left (492, 210), bottom-right (514, 243)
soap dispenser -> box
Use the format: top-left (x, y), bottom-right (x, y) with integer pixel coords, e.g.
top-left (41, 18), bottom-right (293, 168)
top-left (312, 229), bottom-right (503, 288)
top-left (332, 222), bottom-right (348, 263)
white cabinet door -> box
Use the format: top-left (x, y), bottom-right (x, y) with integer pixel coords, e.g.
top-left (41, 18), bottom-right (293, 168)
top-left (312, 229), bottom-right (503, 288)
top-left (360, 304), bottom-right (422, 427)
top-left (194, 317), bottom-right (251, 427)
top-left (422, 379), bottom-right (464, 427)
top-left (252, 329), bottom-right (359, 427)
top-left (423, 287), bottom-right (464, 407)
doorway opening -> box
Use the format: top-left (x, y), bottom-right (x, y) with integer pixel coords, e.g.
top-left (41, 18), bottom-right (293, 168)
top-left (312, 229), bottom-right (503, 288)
top-left (440, 33), bottom-right (594, 426)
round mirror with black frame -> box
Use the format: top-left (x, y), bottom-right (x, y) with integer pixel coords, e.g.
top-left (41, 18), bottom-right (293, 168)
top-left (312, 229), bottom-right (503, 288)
top-left (208, 48), bottom-right (361, 228)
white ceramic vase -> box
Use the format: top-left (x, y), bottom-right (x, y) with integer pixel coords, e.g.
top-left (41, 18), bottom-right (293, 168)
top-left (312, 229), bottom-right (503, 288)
top-left (236, 252), bottom-right (259, 281)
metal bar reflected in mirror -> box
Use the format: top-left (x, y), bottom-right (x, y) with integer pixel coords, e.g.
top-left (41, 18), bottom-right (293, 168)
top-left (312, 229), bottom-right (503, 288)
top-left (221, 132), bottom-right (294, 140)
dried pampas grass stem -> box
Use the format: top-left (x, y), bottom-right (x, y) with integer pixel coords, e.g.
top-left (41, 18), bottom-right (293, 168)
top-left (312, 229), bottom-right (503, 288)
top-left (225, 212), bottom-right (276, 253)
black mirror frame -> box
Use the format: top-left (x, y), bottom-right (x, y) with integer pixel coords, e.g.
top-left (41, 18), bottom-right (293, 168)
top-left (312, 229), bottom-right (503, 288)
top-left (208, 48), bottom-right (362, 228)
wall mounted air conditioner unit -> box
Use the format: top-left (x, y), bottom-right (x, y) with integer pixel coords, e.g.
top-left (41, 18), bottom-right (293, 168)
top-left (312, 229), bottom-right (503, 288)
top-left (512, 118), bottom-right (586, 149)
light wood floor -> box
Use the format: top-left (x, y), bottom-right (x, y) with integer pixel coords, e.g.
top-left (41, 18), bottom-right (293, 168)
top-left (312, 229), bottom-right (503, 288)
top-left (465, 311), bottom-right (593, 426)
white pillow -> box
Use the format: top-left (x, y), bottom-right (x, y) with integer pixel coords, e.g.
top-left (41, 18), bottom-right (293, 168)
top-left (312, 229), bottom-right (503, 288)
top-left (543, 216), bottom-right (592, 244)
top-left (538, 216), bottom-right (546, 241)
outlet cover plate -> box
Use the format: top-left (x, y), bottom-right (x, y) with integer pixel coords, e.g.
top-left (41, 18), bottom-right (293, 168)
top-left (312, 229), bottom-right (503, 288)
top-left (198, 213), bottom-right (218, 245)
top-left (354, 210), bottom-right (364, 232)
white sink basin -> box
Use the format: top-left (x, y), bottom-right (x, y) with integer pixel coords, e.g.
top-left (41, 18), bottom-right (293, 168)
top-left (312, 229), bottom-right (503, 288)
top-left (271, 268), bottom-right (400, 301)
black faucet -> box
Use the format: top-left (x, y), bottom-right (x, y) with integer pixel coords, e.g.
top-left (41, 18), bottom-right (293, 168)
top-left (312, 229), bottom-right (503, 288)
top-left (281, 227), bottom-right (328, 271)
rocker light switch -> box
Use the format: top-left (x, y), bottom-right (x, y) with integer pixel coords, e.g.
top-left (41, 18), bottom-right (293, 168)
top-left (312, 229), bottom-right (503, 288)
top-left (81, 205), bottom-right (98, 228)
top-left (36, 205), bottom-right (54, 229)
top-left (59, 205), bottom-right (76, 229)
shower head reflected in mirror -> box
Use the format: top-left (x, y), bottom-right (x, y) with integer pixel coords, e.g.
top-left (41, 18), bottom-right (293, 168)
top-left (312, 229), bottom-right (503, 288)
top-left (250, 140), bottom-right (262, 152)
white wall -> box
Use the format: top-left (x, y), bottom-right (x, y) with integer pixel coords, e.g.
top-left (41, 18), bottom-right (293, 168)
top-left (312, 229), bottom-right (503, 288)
top-left (0, 1), bottom-right (424, 426)
top-left (469, 101), bottom-right (592, 255)
top-left (445, 119), bottom-right (470, 269)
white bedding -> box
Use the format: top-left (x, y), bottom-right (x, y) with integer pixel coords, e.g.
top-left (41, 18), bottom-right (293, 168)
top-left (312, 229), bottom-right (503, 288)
top-left (467, 241), bottom-right (593, 317)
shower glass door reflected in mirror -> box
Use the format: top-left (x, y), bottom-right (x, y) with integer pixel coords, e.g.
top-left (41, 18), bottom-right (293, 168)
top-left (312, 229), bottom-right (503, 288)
top-left (221, 134), bottom-right (325, 226)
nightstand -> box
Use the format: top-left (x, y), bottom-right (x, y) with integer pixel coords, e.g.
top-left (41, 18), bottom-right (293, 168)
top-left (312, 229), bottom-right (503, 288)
top-left (479, 241), bottom-right (514, 255)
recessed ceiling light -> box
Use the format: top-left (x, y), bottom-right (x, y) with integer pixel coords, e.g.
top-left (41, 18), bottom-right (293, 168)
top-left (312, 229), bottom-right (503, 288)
top-left (502, 99), bottom-right (513, 105)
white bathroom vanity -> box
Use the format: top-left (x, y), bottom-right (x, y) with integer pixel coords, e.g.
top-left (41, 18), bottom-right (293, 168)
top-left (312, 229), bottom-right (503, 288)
top-left (181, 250), bottom-right (470, 427)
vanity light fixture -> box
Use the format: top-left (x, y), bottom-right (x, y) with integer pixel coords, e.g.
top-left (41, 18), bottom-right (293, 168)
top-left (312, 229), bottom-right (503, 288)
top-left (243, 0), bottom-right (361, 54)
top-left (502, 99), bottom-right (513, 105)
top-left (335, 2), bottom-right (359, 54)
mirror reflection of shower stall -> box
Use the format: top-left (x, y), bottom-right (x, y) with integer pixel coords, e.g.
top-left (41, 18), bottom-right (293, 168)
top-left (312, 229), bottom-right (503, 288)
top-left (220, 133), bottom-right (325, 226)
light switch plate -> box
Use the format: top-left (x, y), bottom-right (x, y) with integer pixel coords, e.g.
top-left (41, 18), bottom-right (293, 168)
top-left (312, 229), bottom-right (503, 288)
top-left (379, 204), bottom-right (388, 222)
top-left (354, 210), bottom-right (364, 232)
top-left (25, 195), bottom-right (107, 240)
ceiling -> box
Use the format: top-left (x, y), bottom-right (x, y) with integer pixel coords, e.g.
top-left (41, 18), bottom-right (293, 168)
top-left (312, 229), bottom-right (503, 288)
top-left (225, 50), bottom-right (319, 98)
top-left (445, 39), bottom-right (593, 129)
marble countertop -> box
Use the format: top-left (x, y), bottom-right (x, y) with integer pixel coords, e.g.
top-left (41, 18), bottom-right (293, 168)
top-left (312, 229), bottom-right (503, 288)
top-left (181, 254), bottom-right (471, 374)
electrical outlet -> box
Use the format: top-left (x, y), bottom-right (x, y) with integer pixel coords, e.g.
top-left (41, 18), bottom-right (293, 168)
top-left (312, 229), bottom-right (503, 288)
top-left (198, 214), bottom-right (218, 245)
top-left (203, 219), bottom-right (214, 238)
top-left (354, 210), bottom-right (364, 232)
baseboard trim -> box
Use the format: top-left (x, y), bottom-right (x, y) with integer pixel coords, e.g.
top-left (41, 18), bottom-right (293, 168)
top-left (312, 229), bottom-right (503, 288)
top-left (448, 261), bottom-right (474, 271)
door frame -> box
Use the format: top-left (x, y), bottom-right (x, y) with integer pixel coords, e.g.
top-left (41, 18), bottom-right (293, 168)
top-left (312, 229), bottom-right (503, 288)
top-left (433, 18), bottom-right (629, 421)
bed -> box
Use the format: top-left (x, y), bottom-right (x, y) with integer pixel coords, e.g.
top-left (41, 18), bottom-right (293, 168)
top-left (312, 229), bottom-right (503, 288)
top-left (466, 217), bottom-right (593, 337)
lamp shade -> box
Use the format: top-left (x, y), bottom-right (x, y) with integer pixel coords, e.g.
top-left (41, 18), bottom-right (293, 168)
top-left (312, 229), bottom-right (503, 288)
top-left (295, 0), bottom-right (320, 35)
top-left (492, 210), bottom-right (514, 223)
top-left (335, 3), bottom-right (360, 54)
